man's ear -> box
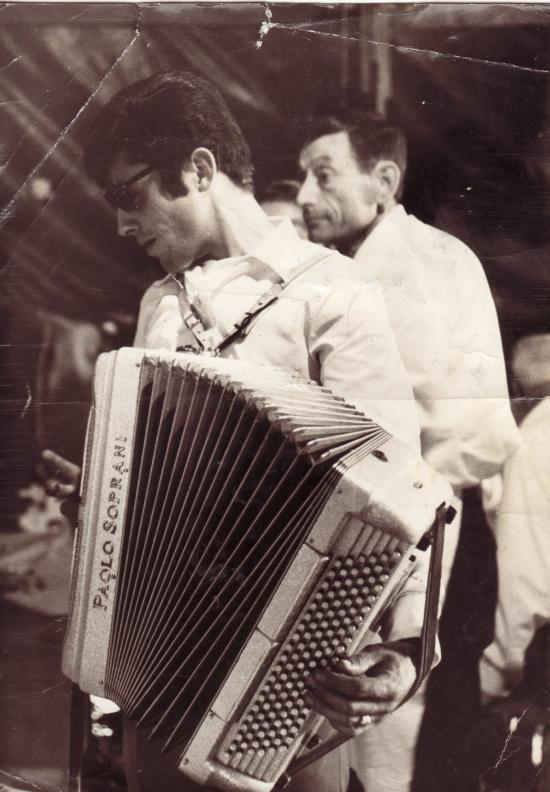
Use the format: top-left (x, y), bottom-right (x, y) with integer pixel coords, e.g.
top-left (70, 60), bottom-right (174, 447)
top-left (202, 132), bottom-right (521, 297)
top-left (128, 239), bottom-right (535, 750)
top-left (372, 160), bottom-right (401, 203)
top-left (189, 147), bottom-right (217, 192)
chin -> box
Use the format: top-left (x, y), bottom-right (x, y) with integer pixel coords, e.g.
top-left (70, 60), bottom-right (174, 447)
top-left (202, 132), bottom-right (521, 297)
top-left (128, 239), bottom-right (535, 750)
top-left (160, 256), bottom-right (185, 275)
top-left (306, 224), bottom-right (330, 244)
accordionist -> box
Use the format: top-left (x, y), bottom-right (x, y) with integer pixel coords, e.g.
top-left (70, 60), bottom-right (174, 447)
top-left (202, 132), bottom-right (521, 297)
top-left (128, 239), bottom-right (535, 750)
top-left (44, 71), bottom-right (446, 792)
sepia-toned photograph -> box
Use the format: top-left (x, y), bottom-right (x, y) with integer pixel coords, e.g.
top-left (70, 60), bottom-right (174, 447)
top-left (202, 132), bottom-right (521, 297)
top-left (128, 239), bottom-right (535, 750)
top-left (1, 4), bottom-right (550, 792)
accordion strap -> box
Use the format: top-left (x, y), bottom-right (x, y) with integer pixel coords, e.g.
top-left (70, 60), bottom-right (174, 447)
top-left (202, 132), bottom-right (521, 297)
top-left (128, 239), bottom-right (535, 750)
top-left (280, 503), bottom-right (453, 785)
top-left (404, 501), bottom-right (452, 702)
top-left (173, 250), bottom-right (334, 355)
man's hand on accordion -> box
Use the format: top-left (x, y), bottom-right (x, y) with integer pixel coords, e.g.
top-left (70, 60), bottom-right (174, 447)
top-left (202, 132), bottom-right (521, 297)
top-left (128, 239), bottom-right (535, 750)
top-left (304, 639), bottom-right (419, 736)
top-left (41, 449), bottom-right (81, 523)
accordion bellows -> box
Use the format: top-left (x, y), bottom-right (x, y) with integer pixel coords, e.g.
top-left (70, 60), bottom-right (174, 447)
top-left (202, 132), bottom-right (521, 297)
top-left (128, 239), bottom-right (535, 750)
top-left (63, 348), bottom-right (452, 792)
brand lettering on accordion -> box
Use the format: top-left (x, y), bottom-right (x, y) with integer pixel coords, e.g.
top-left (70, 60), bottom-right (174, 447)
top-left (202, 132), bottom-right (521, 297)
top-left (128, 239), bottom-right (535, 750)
top-left (93, 540), bottom-right (115, 611)
top-left (63, 348), bottom-right (453, 792)
top-left (92, 437), bottom-right (129, 611)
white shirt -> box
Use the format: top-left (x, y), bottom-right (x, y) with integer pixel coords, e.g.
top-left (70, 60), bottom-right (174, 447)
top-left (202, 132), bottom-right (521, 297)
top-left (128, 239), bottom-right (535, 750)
top-left (134, 218), bottom-right (429, 643)
top-left (480, 397), bottom-right (550, 699)
top-left (135, 217), bottom-right (420, 451)
top-left (354, 205), bottom-right (520, 491)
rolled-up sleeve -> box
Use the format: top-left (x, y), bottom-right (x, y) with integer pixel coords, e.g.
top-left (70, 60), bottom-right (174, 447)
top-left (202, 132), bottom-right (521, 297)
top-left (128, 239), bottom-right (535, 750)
top-left (412, 247), bottom-right (521, 490)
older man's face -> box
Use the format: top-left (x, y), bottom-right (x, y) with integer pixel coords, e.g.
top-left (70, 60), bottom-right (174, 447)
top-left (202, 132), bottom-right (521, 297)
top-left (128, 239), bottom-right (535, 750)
top-left (298, 131), bottom-right (380, 245)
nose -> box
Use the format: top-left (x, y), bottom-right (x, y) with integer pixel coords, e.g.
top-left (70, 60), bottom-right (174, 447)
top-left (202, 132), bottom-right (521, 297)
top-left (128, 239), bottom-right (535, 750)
top-left (116, 208), bottom-right (138, 238)
top-left (297, 173), bottom-right (319, 208)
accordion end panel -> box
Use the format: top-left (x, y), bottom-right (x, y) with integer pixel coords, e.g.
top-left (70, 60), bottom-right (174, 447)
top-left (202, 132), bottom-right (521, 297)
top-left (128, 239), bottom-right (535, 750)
top-left (62, 348), bottom-right (145, 693)
top-left (310, 435), bottom-right (453, 550)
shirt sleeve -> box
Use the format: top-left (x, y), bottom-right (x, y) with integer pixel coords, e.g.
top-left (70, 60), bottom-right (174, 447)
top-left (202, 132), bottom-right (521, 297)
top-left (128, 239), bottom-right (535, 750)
top-left (133, 289), bottom-right (154, 348)
top-left (133, 286), bottom-right (182, 351)
top-left (419, 247), bottom-right (521, 489)
top-left (481, 406), bottom-right (550, 696)
top-left (307, 278), bottom-right (421, 452)
top-left (362, 225), bottom-right (520, 491)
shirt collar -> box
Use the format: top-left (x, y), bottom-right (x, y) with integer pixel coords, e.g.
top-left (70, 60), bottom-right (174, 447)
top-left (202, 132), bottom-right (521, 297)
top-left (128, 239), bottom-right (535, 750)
top-left (245, 216), bottom-right (304, 279)
top-left (355, 204), bottom-right (407, 256)
top-left (196, 216), bottom-right (303, 282)
top-left (154, 216), bottom-right (304, 293)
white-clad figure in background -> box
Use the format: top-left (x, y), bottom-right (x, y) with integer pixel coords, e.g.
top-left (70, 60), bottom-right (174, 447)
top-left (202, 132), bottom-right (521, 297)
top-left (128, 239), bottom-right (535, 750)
top-left (297, 110), bottom-right (521, 792)
top-left (480, 334), bottom-right (550, 702)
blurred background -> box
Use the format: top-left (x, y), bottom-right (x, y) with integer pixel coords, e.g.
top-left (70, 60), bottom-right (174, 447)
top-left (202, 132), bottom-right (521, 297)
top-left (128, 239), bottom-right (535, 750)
top-left (1, 3), bottom-right (550, 790)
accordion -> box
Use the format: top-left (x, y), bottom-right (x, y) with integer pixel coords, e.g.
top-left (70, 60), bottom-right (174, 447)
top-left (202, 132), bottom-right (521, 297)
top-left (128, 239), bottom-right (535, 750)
top-left (63, 348), bottom-right (452, 791)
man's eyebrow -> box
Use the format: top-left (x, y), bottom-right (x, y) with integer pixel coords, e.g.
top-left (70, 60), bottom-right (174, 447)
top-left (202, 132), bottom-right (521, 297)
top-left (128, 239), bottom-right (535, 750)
top-left (310, 156), bottom-right (333, 168)
top-left (298, 154), bottom-right (333, 174)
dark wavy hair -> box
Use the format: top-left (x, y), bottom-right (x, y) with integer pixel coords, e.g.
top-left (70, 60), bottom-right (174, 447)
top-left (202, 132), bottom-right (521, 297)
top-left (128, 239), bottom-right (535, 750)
top-left (302, 111), bottom-right (407, 200)
top-left (84, 70), bottom-right (254, 195)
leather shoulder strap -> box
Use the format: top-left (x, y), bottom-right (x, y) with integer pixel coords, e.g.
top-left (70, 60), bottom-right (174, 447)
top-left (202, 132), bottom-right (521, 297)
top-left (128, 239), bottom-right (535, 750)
top-left (215, 248), bottom-right (335, 353)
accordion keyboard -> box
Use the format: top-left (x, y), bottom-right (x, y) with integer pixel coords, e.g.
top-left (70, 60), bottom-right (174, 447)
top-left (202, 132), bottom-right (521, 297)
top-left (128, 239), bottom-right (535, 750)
top-left (218, 539), bottom-right (406, 782)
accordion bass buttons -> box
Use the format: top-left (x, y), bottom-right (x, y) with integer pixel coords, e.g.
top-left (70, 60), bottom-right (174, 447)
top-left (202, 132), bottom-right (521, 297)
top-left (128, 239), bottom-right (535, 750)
top-left (213, 537), bottom-right (408, 785)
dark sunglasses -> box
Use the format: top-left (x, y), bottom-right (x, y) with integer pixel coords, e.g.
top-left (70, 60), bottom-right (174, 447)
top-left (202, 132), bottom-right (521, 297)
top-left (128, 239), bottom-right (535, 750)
top-left (104, 163), bottom-right (157, 212)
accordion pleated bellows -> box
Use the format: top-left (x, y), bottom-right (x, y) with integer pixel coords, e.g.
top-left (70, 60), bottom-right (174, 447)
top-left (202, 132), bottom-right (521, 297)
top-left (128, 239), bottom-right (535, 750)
top-left (63, 348), bottom-right (452, 792)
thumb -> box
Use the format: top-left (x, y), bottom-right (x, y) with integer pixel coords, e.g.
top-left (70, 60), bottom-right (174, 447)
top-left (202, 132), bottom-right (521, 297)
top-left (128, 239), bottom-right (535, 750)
top-left (335, 646), bottom-right (384, 676)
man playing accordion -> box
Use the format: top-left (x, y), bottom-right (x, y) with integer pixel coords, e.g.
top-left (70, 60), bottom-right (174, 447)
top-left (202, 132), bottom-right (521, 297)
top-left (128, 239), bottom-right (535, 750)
top-left (45, 71), bottom-right (437, 792)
